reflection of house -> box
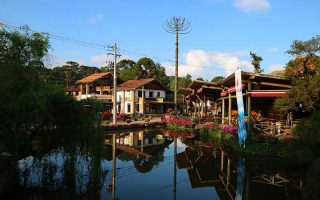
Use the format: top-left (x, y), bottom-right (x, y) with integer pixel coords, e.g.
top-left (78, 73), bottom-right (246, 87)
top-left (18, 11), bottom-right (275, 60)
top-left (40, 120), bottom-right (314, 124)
top-left (176, 146), bottom-right (230, 199)
top-left (117, 131), bottom-right (165, 148)
top-left (116, 78), bottom-right (174, 114)
top-left (75, 72), bottom-right (123, 102)
top-left (105, 130), bottom-right (168, 157)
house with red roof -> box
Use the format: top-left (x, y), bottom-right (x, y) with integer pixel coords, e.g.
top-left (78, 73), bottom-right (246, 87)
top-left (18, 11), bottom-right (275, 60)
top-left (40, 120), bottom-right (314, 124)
top-left (116, 78), bottom-right (173, 114)
top-left (75, 72), bottom-right (123, 102)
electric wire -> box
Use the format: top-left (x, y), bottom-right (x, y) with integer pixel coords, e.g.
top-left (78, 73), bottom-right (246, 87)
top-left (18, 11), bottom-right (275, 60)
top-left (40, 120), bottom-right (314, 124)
top-left (1, 22), bottom-right (227, 72)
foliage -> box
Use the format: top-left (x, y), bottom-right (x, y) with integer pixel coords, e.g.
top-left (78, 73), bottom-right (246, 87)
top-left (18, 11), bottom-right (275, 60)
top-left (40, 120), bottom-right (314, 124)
top-left (250, 51), bottom-right (263, 73)
top-left (144, 117), bottom-right (151, 122)
top-left (289, 109), bottom-right (320, 164)
top-left (117, 59), bottom-right (137, 80)
top-left (211, 75), bottom-right (224, 82)
top-left (168, 73), bottom-right (192, 92)
top-left (275, 36), bottom-right (320, 112)
top-left (303, 158), bottom-right (320, 200)
top-left (117, 57), bottom-right (169, 86)
top-left (224, 136), bottom-right (290, 158)
top-left (0, 26), bottom-right (99, 161)
top-left (196, 77), bottom-right (204, 81)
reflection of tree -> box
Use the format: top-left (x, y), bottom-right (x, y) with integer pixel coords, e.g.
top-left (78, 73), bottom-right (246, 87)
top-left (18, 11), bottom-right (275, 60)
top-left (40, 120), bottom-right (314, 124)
top-left (134, 148), bottom-right (165, 173)
top-left (16, 127), bottom-right (107, 199)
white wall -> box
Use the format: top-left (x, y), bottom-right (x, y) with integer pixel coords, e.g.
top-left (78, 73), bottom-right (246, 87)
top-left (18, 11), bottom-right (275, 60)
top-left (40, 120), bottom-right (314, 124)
top-left (135, 89), bottom-right (165, 98)
top-left (116, 90), bottom-right (133, 101)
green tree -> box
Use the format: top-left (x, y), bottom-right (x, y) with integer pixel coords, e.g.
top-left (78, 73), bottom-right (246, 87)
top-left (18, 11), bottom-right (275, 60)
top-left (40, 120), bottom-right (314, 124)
top-left (117, 58), bottom-right (169, 86)
top-left (117, 59), bottom-right (137, 80)
top-left (0, 26), bottom-right (99, 160)
top-left (211, 75), bottom-right (224, 82)
top-left (250, 51), bottom-right (263, 73)
top-left (0, 26), bottom-right (50, 156)
top-left (275, 36), bottom-right (320, 112)
top-left (196, 77), bottom-right (204, 81)
top-left (168, 73), bottom-right (192, 91)
top-left (134, 57), bottom-right (158, 79)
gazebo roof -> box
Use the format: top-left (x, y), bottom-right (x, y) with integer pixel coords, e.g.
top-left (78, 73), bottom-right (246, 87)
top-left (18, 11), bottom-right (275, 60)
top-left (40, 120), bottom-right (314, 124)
top-left (220, 71), bottom-right (290, 86)
top-left (188, 80), bottom-right (219, 90)
top-left (178, 88), bottom-right (193, 96)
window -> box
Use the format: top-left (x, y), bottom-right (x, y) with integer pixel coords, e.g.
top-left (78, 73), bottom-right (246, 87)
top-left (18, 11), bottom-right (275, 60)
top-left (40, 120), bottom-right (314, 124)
top-left (127, 103), bottom-right (131, 113)
top-left (157, 92), bottom-right (160, 97)
top-left (149, 91), bottom-right (154, 98)
top-left (138, 90), bottom-right (142, 97)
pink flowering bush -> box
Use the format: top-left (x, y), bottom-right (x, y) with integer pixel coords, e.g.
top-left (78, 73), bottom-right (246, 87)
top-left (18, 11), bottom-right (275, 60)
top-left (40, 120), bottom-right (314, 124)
top-left (218, 124), bottom-right (238, 134)
top-left (198, 122), bottom-right (215, 129)
top-left (166, 108), bottom-right (173, 113)
top-left (117, 113), bottom-right (126, 121)
top-left (167, 118), bottom-right (192, 127)
top-left (166, 117), bottom-right (193, 132)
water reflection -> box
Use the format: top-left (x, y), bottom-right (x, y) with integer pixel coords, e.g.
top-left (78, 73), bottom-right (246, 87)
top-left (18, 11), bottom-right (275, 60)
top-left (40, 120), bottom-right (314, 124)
top-left (12, 128), bottom-right (304, 200)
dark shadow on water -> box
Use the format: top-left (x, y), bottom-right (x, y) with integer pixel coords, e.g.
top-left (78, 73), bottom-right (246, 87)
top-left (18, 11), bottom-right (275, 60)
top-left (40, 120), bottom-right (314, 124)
top-left (1, 128), bottom-right (307, 200)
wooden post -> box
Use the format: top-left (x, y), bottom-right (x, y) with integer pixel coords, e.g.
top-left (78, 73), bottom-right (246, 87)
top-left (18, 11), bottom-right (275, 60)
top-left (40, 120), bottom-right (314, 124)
top-left (222, 98), bottom-right (225, 124)
top-left (201, 99), bottom-right (204, 118)
top-left (227, 158), bottom-right (231, 185)
top-left (186, 100), bottom-right (189, 114)
top-left (220, 151), bottom-right (224, 171)
top-left (131, 89), bottom-right (135, 115)
top-left (122, 91), bottom-right (125, 113)
top-left (100, 84), bottom-right (103, 95)
top-left (85, 83), bottom-right (89, 96)
top-left (130, 132), bottom-right (134, 146)
top-left (142, 86), bottom-right (145, 114)
top-left (247, 82), bottom-right (252, 126)
top-left (228, 93), bottom-right (232, 125)
top-left (80, 83), bottom-right (83, 96)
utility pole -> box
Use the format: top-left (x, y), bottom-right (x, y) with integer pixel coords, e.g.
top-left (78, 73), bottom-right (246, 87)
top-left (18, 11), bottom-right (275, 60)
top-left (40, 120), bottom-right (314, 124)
top-left (108, 43), bottom-right (120, 124)
top-left (164, 17), bottom-right (191, 112)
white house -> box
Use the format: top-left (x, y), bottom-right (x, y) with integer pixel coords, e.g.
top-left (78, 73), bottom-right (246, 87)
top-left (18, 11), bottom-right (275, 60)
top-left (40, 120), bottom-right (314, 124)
top-left (116, 78), bottom-right (173, 114)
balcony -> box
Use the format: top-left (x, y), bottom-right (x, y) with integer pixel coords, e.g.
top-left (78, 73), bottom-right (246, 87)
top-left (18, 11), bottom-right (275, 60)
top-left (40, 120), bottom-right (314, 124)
top-left (77, 94), bottom-right (112, 101)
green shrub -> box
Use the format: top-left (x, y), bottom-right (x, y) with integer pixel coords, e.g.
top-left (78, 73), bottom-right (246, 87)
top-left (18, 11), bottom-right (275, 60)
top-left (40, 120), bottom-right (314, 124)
top-left (144, 117), bottom-right (151, 122)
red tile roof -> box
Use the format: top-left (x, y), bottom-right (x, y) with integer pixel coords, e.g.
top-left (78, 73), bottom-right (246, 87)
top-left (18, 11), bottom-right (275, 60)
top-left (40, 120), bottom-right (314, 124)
top-left (117, 78), bottom-right (156, 90)
top-left (64, 86), bottom-right (80, 92)
top-left (76, 72), bottom-right (111, 83)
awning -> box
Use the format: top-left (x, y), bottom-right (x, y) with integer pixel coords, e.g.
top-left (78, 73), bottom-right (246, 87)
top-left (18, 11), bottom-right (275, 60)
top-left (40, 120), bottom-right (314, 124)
top-left (247, 90), bottom-right (288, 97)
top-left (227, 84), bottom-right (245, 93)
top-left (220, 91), bottom-right (227, 97)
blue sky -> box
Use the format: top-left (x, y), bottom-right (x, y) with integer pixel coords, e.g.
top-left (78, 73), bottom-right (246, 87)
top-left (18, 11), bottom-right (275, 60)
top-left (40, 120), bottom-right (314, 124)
top-left (1, 0), bottom-right (320, 80)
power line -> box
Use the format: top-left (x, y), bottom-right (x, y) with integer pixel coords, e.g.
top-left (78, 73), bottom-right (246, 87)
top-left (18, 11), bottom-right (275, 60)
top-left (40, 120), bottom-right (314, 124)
top-left (1, 22), bottom-right (227, 71)
top-left (1, 22), bottom-right (107, 50)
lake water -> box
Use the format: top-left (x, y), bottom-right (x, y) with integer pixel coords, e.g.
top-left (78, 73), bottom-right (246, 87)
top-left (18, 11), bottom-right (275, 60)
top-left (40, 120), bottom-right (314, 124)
top-left (11, 128), bottom-right (303, 200)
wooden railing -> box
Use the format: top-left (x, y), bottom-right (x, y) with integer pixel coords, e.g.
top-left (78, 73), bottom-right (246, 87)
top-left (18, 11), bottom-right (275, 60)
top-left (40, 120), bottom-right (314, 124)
top-left (253, 119), bottom-right (296, 137)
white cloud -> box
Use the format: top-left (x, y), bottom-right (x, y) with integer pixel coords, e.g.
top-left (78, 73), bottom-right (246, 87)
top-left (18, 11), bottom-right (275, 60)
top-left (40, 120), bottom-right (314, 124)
top-left (91, 53), bottom-right (109, 65)
top-left (269, 64), bottom-right (284, 71)
top-left (46, 53), bottom-right (65, 68)
top-left (87, 14), bottom-right (104, 25)
top-left (163, 49), bottom-right (252, 78)
top-left (233, 0), bottom-right (270, 12)
top-left (267, 47), bottom-right (279, 52)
